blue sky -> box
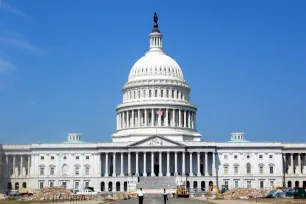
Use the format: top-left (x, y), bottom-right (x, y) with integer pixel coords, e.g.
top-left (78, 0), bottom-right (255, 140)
top-left (0, 0), bottom-right (305, 144)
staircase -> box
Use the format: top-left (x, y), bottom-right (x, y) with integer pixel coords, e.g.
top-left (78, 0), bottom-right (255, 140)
top-left (137, 176), bottom-right (176, 189)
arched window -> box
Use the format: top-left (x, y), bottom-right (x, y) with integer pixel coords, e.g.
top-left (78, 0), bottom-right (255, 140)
top-left (133, 91), bottom-right (135, 99)
top-left (62, 164), bottom-right (68, 175)
top-left (166, 90), bottom-right (169, 98)
top-left (246, 163), bottom-right (251, 174)
top-left (161, 90), bottom-right (163, 97)
top-left (155, 90), bottom-right (158, 97)
top-left (143, 90), bottom-right (146, 98)
top-left (149, 90), bottom-right (152, 97)
top-left (85, 165), bottom-right (90, 176)
top-left (172, 90), bottom-right (174, 98)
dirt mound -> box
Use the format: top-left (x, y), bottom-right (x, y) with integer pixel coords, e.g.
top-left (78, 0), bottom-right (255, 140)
top-left (223, 188), bottom-right (269, 200)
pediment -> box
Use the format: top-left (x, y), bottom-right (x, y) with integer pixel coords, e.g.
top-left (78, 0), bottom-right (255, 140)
top-left (128, 136), bottom-right (185, 147)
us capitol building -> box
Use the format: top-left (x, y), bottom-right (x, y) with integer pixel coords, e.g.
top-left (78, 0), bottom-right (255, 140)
top-left (1, 13), bottom-right (306, 193)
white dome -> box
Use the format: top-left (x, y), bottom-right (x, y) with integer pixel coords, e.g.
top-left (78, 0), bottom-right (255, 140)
top-left (128, 51), bottom-right (184, 82)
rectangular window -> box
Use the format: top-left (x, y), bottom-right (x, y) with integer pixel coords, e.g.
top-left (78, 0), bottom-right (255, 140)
top-left (40, 156), bottom-right (44, 160)
top-left (86, 156), bottom-right (89, 160)
top-left (40, 167), bottom-right (45, 175)
top-left (51, 156), bottom-right (54, 160)
top-left (50, 167), bottom-right (55, 175)
top-left (234, 166), bottom-right (238, 174)
top-left (234, 155), bottom-right (238, 159)
top-left (269, 155), bottom-right (273, 159)
top-left (75, 167), bottom-right (80, 175)
top-left (247, 181), bottom-right (252, 188)
top-left (39, 181), bottom-right (44, 189)
top-left (76, 156), bottom-right (79, 160)
top-left (270, 180), bottom-right (274, 187)
top-left (224, 166), bottom-right (228, 175)
top-left (85, 167), bottom-right (90, 175)
top-left (270, 166), bottom-right (273, 174)
top-left (259, 155), bottom-right (263, 159)
top-left (260, 166), bottom-right (263, 174)
top-left (260, 180), bottom-right (264, 189)
top-left (85, 181), bottom-right (89, 188)
top-left (62, 181), bottom-right (67, 189)
top-left (75, 181), bottom-right (79, 190)
top-left (234, 180), bottom-right (239, 188)
top-left (50, 181), bottom-right (54, 187)
top-left (224, 155), bottom-right (228, 160)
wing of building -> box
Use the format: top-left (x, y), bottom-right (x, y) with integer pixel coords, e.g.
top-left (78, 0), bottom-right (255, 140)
top-left (1, 14), bottom-right (306, 192)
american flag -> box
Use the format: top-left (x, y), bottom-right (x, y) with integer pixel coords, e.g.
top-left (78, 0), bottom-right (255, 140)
top-left (157, 109), bottom-right (163, 116)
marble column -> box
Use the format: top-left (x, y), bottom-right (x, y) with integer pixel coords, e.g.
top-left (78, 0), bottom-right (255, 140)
top-left (166, 152), bottom-right (170, 176)
top-left (19, 156), bottom-right (23, 176)
top-left (159, 152), bottom-right (162, 176)
top-left (172, 109), bottom-right (176, 127)
top-left (151, 109), bottom-right (154, 127)
top-left (127, 111), bottom-right (130, 128)
top-left (189, 152), bottom-right (193, 176)
top-left (165, 109), bottom-right (168, 127)
top-left (136, 152), bottom-right (139, 176)
top-left (283, 154), bottom-right (287, 174)
top-left (297, 153), bottom-right (301, 174)
top-left (290, 153), bottom-right (294, 174)
top-left (188, 111), bottom-right (191, 128)
top-left (120, 153), bottom-right (124, 176)
top-left (13, 155), bottom-right (16, 176)
top-left (131, 110), bottom-right (134, 128)
top-left (112, 153), bottom-right (116, 177)
top-left (27, 156), bottom-right (31, 176)
top-left (205, 152), bottom-right (208, 176)
top-left (144, 109), bottom-right (147, 127)
top-left (184, 111), bottom-right (187, 128)
top-left (179, 110), bottom-right (182, 127)
top-left (138, 109), bottom-right (141, 127)
top-left (212, 152), bottom-right (216, 176)
top-left (158, 110), bottom-right (162, 126)
top-left (143, 152), bottom-right (147, 177)
top-left (174, 152), bottom-right (178, 176)
top-left (182, 152), bottom-right (185, 176)
top-left (128, 152), bottom-right (131, 176)
top-left (151, 152), bottom-right (155, 177)
top-left (105, 153), bottom-right (108, 177)
top-left (197, 152), bottom-right (201, 176)
top-left (194, 113), bottom-right (197, 129)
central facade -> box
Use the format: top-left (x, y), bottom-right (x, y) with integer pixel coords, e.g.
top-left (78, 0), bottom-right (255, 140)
top-left (1, 14), bottom-right (306, 193)
top-left (112, 16), bottom-right (201, 142)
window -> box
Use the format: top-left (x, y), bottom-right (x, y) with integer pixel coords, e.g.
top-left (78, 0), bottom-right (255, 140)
top-left (234, 155), bottom-right (238, 159)
top-left (260, 166), bottom-right (263, 174)
top-left (270, 180), bottom-right (274, 187)
top-left (63, 156), bottom-right (67, 160)
top-left (234, 166), bottom-right (239, 174)
top-left (224, 155), bottom-right (228, 160)
top-left (50, 167), bottom-right (55, 175)
top-left (149, 90), bottom-right (152, 98)
top-left (166, 90), bottom-right (169, 98)
top-left (76, 156), bottom-right (79, 160)
top-left (85, 166), bottom-right (90, 175)
top-left (155, 90), bottom-right (158, 97)
top-left (259, 155), bottom-right (263, 159)
top-left (62, 181), bottom-right (67, 189)
top-left (62, 165), bottom-right (68, 175)
top-left (234, 180), bottom-right (239, 188)
top-left (51, 156), bottom-right (54, 160)
top-left (40, 167), bottom-right (45, 175)
top-left (161, 90), bottom-right (163, 97)
top-left (247, 181), bottom-right (252, 188)
top-left (246, 163), bottom-right (251, 174)
top-left (75, 166), bottom-right (80, 175)
top-left (224, 166), bottom-right (228, 175)
top-left (260, 180), bottom-right (264, 189)
top-left (246, 155), bottom-right (250, 159)
top-left (75, 181), bottom-right (79, 190)
top-left (41, 156), bottom-right (44, 160)
top-left (86, 156), bottom-right (89, 160)
top-left (269, 155), bottom-right (273, 159)
top-left (39, 181), bottom-right (44, 189)
top-left (49, 181), bottom-right (54, 188)
top-left (270, 166), bottom-right (274, 174)
top-left (85, 181), bottom-right (89, 188)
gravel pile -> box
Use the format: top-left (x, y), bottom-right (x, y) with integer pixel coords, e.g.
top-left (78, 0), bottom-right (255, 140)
top-left (223, 188), bottom-right (269, 200)
top-left (29, 186), bottom-right (72, 200)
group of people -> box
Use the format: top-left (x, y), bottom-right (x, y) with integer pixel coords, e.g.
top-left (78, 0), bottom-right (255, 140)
top-left (137, 188), bottom-right (171, 204)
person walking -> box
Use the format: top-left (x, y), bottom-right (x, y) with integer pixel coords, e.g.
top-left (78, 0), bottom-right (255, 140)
top-left (137, 188), bottom-right (145, 204)
top-left (162, 189), bottom-right (168, 204)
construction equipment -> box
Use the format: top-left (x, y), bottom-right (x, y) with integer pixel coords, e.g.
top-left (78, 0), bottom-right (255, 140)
top-left (176, 185), bottom-right (189, 198)
top-left (208, 185), bottom-right (220, 195)
top-left (221, 185), bottom-right (229, 193)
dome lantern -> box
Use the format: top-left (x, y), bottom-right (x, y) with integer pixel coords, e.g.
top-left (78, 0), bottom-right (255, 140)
top-left (149, 12), bottom-right (163, 52)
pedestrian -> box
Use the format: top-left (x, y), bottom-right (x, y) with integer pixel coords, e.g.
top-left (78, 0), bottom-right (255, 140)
top-left (162, 189), bottom-right (168, 204)
top-left (137, 187), bottom-right (145, 204)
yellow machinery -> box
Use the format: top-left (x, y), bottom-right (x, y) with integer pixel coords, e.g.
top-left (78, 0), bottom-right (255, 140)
top-left (176, 185), bottom-right (189, 198)
top-left (208, 185), bottom-right (220, 195)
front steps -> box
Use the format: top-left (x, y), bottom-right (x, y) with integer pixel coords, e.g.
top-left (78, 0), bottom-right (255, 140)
top-left (137, 176), bottom-right (176, 189)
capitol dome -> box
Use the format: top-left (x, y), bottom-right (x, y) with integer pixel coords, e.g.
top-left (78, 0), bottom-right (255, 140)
top-left (128, 51), bottom-right (184, 82)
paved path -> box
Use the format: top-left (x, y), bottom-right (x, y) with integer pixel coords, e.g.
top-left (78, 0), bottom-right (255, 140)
top-left (112, 197), bottom-right (211, 204)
